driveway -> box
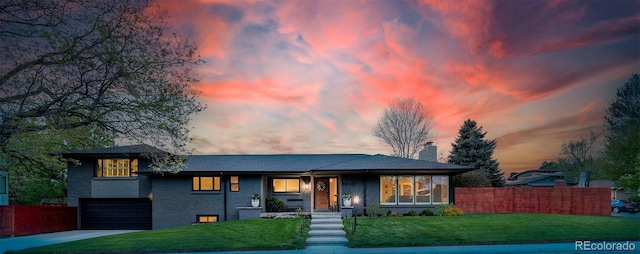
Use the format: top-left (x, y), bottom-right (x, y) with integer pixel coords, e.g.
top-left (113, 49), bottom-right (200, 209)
top-left (0, 230), bottom-right (139, 254)
top-left (612, 212), bottom-right (640, 218)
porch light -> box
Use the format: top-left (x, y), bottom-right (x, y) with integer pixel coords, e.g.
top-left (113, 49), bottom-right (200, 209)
top-left (304, 182), bottom-right (310, 192)
top-left (353, 195), bottom-right (360, 233)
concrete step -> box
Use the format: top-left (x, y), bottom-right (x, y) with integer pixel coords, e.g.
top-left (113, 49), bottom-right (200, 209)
top-left (310, 224), bottom-right (344, 230)
top-left (306, 236), bottom-right (349, 246)
top-left (312, 213), bottom-right (341, 219)
top-left (305, 245), bottom-right (349, 250)
top-left (308, 230), bottom-right (346, 237)
top-left (310, 218), bottom-right (342, 224)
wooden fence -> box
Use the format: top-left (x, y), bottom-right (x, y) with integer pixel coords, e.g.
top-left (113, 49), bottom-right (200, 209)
top-left (0, 205), bottom-right (77, 237)
top-left (455, 187), bottom-right (610, 216)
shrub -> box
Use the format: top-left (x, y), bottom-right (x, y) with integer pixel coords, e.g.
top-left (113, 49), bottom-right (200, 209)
top-left (420, 208), bottom-right (435, 216)
top-left (444, 205), bottom-right (464, 216)
top-left (406, 210), bottom-right (418, 216)
top-left (386, 210), bottom-right (393, 217)
top-left (365, 202), bottom-right (384, 216)
top-left (266, 197), bottom-right (285, 212)
top-left (435, 203), bottom-right (464, 216)
top-left (628, 196), bottom-right (640, 203)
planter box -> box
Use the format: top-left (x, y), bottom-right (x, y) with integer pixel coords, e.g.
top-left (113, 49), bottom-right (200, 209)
top-left (238, 207), bottom-right (261, 220)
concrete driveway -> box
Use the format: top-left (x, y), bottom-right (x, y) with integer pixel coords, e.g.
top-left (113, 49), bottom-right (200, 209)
top-left (0, 230), bottom-right (139, 254)
top-left (612, 212), bottom-right (640, 218)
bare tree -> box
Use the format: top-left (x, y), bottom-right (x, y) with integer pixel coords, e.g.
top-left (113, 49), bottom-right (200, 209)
top-left (373, 97), bottom-right (434, 158)
top-left (556, 132), bottom-right (603, 179)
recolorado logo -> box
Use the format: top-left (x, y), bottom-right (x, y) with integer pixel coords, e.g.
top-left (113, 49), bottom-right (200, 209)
top-left (575, 241), bottom-right (636, 251)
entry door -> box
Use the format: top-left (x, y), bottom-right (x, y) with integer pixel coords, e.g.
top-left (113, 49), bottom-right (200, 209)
top-left (315, 178), bottom-right (330, 210)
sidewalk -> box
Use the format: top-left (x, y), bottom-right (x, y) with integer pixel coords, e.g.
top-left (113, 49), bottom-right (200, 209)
top-left (2, 231), bottom-right (637, 254)
top-left (176, 241), bottom-right (640, 254)
top-left (0, 230), bottom-right (139, 254)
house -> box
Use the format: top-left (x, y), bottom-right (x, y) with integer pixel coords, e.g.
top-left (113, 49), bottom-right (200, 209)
top-left (64, 144), bottom-right (472, 230)
top-left (505, 170), bottom-right (577, 187)
top-left (591, 180), bottom-right (638, 200)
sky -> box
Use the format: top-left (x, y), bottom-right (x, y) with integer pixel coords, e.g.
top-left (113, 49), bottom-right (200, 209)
top-left (158, 0), bottom-right (639, 174)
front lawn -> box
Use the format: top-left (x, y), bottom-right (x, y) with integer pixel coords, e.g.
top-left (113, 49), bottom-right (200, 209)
top-left (15, 218), bottom-right (307, 253)
top-left (345, 213), bottom-right (640, 248)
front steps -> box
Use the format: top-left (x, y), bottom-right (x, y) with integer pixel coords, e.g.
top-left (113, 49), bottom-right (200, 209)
top-left (306, 212), bottom-right (348, 248)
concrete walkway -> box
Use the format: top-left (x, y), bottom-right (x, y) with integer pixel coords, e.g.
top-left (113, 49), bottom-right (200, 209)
top-left (0, 230), bottom-right (139, 254)
top-left (306, 212), bottom-right (348, 249)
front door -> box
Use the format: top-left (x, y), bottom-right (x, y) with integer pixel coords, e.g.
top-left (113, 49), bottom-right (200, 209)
top-left (314, 178), bottom-right (330, 210)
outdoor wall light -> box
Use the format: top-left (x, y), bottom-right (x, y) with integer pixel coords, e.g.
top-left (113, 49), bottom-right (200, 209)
top-left (353, 195), bottom-right (360, 205)
top-left (304, 183), bottom-right (310, 192)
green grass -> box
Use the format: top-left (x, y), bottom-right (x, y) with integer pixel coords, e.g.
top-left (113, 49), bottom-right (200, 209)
top-left (15, 218), bottom-right (308, 253)
top-left (345, 214), bottom-right (640, 248)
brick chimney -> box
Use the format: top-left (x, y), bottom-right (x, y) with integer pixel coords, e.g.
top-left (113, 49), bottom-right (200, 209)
top-left (418, 142), bottom-right (437, 162)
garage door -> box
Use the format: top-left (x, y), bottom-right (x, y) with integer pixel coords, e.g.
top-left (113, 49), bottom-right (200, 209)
top-left (80, 198), bottom-right (152, 230)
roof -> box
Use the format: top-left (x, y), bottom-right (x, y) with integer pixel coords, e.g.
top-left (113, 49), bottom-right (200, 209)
top-left (65, 145), bottom-right (473, 174)
top-left (505, 169), bottom-right (577, 187)
top-left (175, 154), bottom-right (370, 173)
top-left (142, 153), bottom-right (471, 174)
top-left (62, 144), bottom-right (167, 157)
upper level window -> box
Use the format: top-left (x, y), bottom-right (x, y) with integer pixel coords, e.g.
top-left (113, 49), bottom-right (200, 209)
top-left (193, 176), bottom-right (221, 191)
top-left (230, 176), bottom-right (239, 192)
top-left (273, 178), bottom-right (300, 193)
top-left (96, 159), bottom-right (138, 177)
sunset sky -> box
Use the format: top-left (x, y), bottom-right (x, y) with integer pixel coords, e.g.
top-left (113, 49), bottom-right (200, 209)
top-left (159, 0), bottom-right (639, 174)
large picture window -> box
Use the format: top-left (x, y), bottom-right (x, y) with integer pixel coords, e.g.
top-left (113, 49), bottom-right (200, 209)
top-left (272, 178), bottom-right (300, 193)
top-left (193, 176), bottom-right (221, 191)
top-left (380, 175), bottom-right (448, 205)
top-left (95, 159), bottom-right (138, 177)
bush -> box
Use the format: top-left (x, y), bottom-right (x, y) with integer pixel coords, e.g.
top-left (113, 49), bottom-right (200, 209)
top-left (445, 205), bottom-right (464, 216)
top-left (435, 203), bottom-right (464, 216)
top-left (406, 210), bottom-right (418, 216)
top-left (420, 208), bottom-right (435, 216)
top-left (386, 210), bottom-right (393, 217)
top-left (628, 196), bottom-right (640, 203)
top-left (266, 197), bottom-right (285, 212)
top-left (365, 202), bottom-right (384, 216)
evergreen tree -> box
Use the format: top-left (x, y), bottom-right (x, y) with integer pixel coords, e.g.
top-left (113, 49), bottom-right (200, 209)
top-left (448, 119), bottom-right (505, 187)
top-left (602, 73), bottom-right (640, 192)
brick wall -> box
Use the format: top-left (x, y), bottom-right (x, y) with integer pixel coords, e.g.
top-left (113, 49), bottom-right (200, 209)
top-left (455, 187), bottom-right (610, 216)
top-left (0, 206), bottom-right (77, 237)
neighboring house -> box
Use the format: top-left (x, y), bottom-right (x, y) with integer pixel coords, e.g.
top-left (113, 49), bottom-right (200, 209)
top-left (590, 180), bottom-right (638, 200)
top-left (505, 170), bottom-right (577, 187)
top-left (64, 144), bottom-right (471, 230)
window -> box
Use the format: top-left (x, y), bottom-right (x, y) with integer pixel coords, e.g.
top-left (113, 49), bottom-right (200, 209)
top-left (380, 176), bottom-right (396, 204)
top-left (0, 175), bottom-right (6, 194)
top-left (272, 178), bottom-right (300, 193)
top-left (197, 215), bottom-right (218, 223)
top-left (432, 175), bottom-right (449, 204)
top-left (95, 159), bottom-right (138, 177)
top-left (398, 176), bottom-right (414, 204)
top-left (415, 175), bottom-right (431, 204)
top-left (230, 176), bottom-right (239, 192)
top-left (380, 175), bottom-right (448, 205)
top-left (192, 176), bottom-right (221, 191)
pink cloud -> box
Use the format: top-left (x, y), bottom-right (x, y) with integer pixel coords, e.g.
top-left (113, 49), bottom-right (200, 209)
top-left (158, 0), bottom-right (638, 172)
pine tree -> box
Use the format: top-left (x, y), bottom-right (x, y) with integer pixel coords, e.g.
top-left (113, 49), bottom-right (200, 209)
top-left (448, 119), bottom-right (505, 187)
